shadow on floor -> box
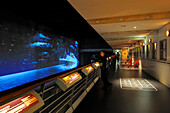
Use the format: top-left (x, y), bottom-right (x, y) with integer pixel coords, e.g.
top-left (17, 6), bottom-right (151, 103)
top-left (73, 64), bottom-right (170, 113)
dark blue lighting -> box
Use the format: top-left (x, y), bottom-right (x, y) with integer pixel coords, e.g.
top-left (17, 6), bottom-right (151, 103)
top-left (38, 33), bottom-right (51, 40)
top-left (0, 32), bottom-right (79, 92)
top-left (75, 41), bottom-right (78, 45)
top-left (41, 52), bottom-right (49, 55)
top-left (29, 42), bottom-right (52, 48)
top-left (70, 45), bottom-right (75, 49)
top-left (75, 41), bottom-right (78, 47)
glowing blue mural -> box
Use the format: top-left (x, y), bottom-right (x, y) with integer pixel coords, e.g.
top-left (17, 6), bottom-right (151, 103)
top-left (59, 52), bottom-right (79, 70)
top-left (0, 29), bottom-right (79, 92)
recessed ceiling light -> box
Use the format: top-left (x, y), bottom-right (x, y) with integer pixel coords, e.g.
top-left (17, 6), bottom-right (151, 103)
top-left (96, 20), bottom-right (99, 23)
top-left (146, 16), bottom-right (150, 19)
top-left (120, 18), bottom-right (124, 21)
top-left (134, 26), bottom-right (136, 29)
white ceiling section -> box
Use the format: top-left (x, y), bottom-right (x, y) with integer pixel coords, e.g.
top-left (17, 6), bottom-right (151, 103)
top-left (93, 19), bottom-right (170, 32)
top-left (68, 0), bottom-right (170, 49)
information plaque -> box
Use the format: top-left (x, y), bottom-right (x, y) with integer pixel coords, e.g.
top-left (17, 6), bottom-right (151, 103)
top-left (0, 90), bottom-right (44, 113)
top-left (81, 66), bottom-right (94, 76)
top-left (56, 72), bottom-right (82, 91)
top-left (92, 62), bottom-right (100, 69)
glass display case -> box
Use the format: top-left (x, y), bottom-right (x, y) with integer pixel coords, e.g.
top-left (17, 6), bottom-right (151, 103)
top-left (81, 66), bottom-right (94, 76)
top-left (92, 62), bottom-right (100, 69)
top-left (0, 90), bottom-right (44, 113)
top-left (56, 72), bottom-right (82, 91)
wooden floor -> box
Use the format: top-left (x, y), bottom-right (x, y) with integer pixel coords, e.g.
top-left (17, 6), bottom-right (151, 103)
top-left (73, 64), bottom-right (170, 113)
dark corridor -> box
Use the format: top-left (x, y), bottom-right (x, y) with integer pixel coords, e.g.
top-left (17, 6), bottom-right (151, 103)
top-left (74, 65), bottom-right (170, 113)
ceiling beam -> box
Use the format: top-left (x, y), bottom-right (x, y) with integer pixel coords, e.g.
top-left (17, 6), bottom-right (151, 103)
top-left (111, 45), bottom-right (131, 48)
top-left (107, 42), bottom-right (140, 46)
top-left (104, 37), bottom-right (146, 41)
top-left (87, 11), bottom-right (170, 25)
top-left (107, 40), bottom-right (138, 43)
top-left (112, 47), bottom-right (128, 49)
top-left (108, 42), bottom-right (141, 46)
top-left (111, 45), bottom-right (132, 47)
top-left (100, 29), bottom-right (158, 36)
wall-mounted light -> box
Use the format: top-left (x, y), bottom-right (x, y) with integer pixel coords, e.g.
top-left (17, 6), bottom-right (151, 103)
top-left (166, 30), bottom-right (170, 37)
top-left (140, 43), bottom-right (143, 46)
top-left (148, 39), bottom-right (153, 43)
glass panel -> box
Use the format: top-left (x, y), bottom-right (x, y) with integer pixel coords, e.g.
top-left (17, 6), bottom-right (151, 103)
top-left (160, 39), bottom-right (167, 61)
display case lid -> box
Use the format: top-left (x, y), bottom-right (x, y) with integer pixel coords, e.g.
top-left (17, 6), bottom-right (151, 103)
top-left (56, 72), bottom-right (82, 91)
top-left (61, 72), bottom-right (82, 85)
top-left (92, 62), bottom-right (100, 69)
top-left (0, 90), bottom-right (44, 113)
top-left (81, 66), bottom-right (94, 76)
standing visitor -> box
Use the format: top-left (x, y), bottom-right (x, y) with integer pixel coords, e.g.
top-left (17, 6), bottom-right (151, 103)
top-left (116, 52), bottom-right (120, 62)
top-left (99, 50), bottom-right (112, 89)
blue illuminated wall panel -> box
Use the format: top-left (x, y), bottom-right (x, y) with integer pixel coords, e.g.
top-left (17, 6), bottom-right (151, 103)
top-left (0, 22), bottom-right (79, 92)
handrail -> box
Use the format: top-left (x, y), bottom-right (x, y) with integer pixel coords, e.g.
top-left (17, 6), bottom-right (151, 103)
top-left (0, 63), bottom-right (93, 103)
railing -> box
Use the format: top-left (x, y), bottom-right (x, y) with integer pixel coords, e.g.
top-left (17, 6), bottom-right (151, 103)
top-left (0, 63), bottom-right (92, 102)
top-left (0, 63), bottom-right (100, 113)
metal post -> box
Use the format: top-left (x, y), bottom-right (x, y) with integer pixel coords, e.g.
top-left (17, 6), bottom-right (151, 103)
top-left (132, 49), bottom-right (135, 66)
top-left (38, 84), bottom-right (45, 113)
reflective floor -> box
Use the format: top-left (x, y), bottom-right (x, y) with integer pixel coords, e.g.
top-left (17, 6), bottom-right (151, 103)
top-left (73, 64), bottom-right (170, 113)
top-left (120, 78), bottom-right (157, 91)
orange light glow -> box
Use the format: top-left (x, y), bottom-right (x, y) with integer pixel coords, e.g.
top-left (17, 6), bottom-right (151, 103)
top-left (85, 66), bottom-right (94, 73)
top-left (94, 62), bottom-right (100, 67)
top-left (154, 43), bottom-right (157, 50)
top-left (0, 93), bottom-right (39, 113)
top-left (148, 45), bottom-right (150, 51)
top-left (62, 72), bottom-right (81, 85)
top-left (166, 30), bottom-right (169, 37)
top-left (148, 39), bottom-right (152, 43)
top-left (140, 43), bottom-right (143, 46)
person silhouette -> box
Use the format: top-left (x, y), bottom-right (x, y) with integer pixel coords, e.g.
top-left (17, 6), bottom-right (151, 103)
top-left (99, 50), bottom-right (112, 89)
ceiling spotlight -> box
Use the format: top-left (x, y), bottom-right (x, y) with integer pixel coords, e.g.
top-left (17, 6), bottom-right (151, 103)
top-left (96, 20), bottom-right (100, 23)
top-left (146, 16), bottom-right (151, 19)
top-left (120, 18), bottom-right (124, 21)
top-left (134, 26), bottom-right (137, 29)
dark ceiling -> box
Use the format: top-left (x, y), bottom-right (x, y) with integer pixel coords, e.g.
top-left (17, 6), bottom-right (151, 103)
top-left (1, 1), bottom-right (92, 36)
top-left (1, 0), bottom-right (112, 49)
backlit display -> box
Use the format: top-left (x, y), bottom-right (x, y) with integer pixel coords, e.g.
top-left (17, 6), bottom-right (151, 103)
top-left (92, 62), bottom-right (100, 69)
top-left (85, 66), bottom-right (94, 73)
top-left (61, 72), bottom-right (82, 85)
top-left (0, 22), bottom-right (79, 92)
top-left (0, 93), bottom-right (39, 113)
